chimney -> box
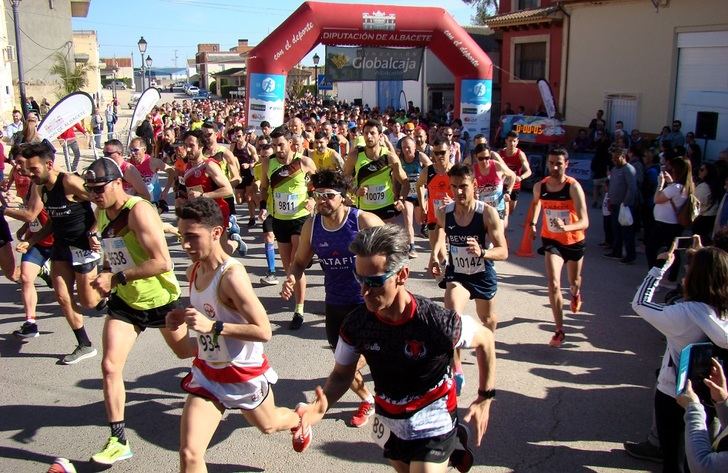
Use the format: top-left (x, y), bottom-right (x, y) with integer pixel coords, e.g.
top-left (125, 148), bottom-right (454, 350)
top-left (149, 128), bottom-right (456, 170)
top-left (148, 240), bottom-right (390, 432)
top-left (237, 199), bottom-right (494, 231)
top-left (237, 39), bottom-right (248, 51)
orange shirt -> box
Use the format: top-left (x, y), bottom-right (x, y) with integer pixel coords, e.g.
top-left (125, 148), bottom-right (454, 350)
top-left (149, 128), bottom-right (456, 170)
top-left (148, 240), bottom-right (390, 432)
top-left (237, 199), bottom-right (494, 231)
top-left (539, 176), bottom-right (585, 245)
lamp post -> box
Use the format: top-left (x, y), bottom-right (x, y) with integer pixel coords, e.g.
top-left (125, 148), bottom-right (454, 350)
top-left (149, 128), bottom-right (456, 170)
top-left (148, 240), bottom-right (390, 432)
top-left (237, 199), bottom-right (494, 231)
top-left (146, 56), bottom-right (153, 88)
top-left (11, 0), bottom-right (28, 117)
top-left (137, 36), bottom-right (147, 90)
top-left (312, 53), bottom-right (320, 101)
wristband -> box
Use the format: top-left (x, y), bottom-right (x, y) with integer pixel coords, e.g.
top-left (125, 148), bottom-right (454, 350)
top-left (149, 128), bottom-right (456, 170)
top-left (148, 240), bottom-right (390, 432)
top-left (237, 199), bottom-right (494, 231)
top-left (530, 222), bottom-right (537, 227)
top-left (259, 201), bottom-right (267, 210)
top-left (114, 271), bottom-right (128, 286)
top-left (477, 389), bottom-right (496, 399)
top-left (212, 320), bottom-right (224, 346)
top-left (88, 231), bottom-right (101, 239)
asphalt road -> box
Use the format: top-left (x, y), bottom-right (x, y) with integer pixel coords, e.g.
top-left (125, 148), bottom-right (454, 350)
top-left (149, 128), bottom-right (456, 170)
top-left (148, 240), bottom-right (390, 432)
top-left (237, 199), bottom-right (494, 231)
top-left (0, 94), bottom-right (664, 472)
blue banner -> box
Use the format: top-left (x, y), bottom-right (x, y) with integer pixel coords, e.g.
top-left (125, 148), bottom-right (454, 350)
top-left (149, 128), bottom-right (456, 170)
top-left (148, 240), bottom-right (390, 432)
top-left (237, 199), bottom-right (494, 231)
top-left (248, 73), bottom-right (286, 128)
top-left (317, 74), bottom-right (333, 91)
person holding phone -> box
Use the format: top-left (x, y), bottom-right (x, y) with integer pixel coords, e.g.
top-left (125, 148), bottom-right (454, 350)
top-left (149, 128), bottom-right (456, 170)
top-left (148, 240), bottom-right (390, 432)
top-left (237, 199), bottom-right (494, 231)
top-left (677, 358), bottom-right (728, 472)
top-left (632, 242), bottom-right (728, 472)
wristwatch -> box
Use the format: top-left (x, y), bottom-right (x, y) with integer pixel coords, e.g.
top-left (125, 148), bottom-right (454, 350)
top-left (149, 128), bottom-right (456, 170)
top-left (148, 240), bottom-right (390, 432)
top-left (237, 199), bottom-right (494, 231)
top-left (213, 320), bottom-right (224, 336)
top-left (114, 271), bottom-right (128, 286)
top-left (477, 389), bottom-right (496, 399)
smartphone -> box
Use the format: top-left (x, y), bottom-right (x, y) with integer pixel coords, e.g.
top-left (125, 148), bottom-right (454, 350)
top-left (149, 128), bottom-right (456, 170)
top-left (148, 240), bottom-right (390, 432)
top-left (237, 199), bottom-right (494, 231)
top-left (677, 343), bottom-right (726, 404)
top-left (674, 236), bottom-right (692, 250)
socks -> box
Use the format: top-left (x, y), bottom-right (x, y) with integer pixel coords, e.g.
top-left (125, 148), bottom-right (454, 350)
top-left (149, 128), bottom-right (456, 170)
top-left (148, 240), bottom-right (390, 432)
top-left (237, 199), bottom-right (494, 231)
top-left (295, 303), bottom-right (304, 315)
top-left (364, 394), bottom-right (375, 404)
top-left (73, 326), bottom-right (91, 347)
top-left (110, 420), bottom-right (127, 444)
top-left (265, 243), bottom-right (276, 274)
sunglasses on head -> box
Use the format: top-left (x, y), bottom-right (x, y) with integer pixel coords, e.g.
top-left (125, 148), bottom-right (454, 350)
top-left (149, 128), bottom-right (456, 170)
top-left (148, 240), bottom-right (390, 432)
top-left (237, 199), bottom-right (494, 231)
top-left (313, 190), bottom-right (341, 200)
top-left (353, 264), bottom-right (403, 288)
top-left (84, 180), bottom-right (114, 193)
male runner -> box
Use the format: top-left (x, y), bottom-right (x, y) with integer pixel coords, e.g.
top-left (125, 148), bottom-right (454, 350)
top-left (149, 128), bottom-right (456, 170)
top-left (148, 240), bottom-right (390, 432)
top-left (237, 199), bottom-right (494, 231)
top-left (399, 136), bottom-right (431, 256)
top-left (166, 198), bottom-right (309, 472)
top-left (530, 147), bottom-right (589, 347)
top-left (81, 158), bottom-right (182, 465)
top-left (259, 129), bottom-right (317, 329)
top-left (127, 137), bottom-right (174, 211)
top-left (103, 139), bottom-right (151, 201)
top-left (281, 169), bottom-right (383, 427)
top-left (500, 131), bottom-right (532, 219)
top-left (254, 144), bottom-right (278, 286)
top-left (201, 122), bottom-right (241, 227)
top-left (344, 119), bottom-right (408, 222)
top-left (230, 126), bottom-right (259, 227)
top-left (21, 142), bottom-right (103, 364)
top-left (430, 163), bottom-right (508, 393)
top-left (441, 126), bottom-right (462, 165)
top-left (311, 131), bottom-right (344, 172)
top-left (295, 224), bottom-right (496, 473)
top-left (471, 143), bottom-right (516, 223)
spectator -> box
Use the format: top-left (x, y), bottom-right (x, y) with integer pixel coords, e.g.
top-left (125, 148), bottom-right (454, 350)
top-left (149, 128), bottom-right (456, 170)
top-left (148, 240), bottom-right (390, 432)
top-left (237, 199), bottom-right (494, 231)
top-left (572, 128), bottom-right (591, 153)
top-left (667, 120), bottom-right (686, 147)
top-left (686, 132), bottom-right (702, 171)
top-left (589, 109), bottom-right (606, 132)
top-left (39, 98), bottom-right (50, 118)
top-left (631, 129), bottom-right (645, 150)
top-left (657, 126), bottom-right (672, 148)
top-left (604, 145), bottom-right (638, 264)
top-left (590, 130), bottom-right (611, 208)
top-left (104, 104), bottom-right (117, 141)
top-left (694, 162), bottom-right (725, 245)
top-left (91, 107), bottom-right (104, 149)
top-left (5, 110), bottom-right (23, 143)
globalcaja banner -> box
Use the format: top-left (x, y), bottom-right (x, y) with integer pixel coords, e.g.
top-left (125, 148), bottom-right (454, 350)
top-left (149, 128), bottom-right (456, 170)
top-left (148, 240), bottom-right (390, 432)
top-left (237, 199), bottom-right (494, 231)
top-left (325, 46), bottom-right (423, 81)
top-left (248, 73), bottom-right (286, 129)
top-left (460, 79), bottom-right (492, 141)
top-left (499, 115), bottom-right (566, 144)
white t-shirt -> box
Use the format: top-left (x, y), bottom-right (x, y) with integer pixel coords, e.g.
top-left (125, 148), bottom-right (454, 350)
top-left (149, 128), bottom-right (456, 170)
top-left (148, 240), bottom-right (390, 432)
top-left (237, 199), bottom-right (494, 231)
top-left (695, 182), bottom-right (718, 217)
top-left (653, 183), bottom-right (686, 224)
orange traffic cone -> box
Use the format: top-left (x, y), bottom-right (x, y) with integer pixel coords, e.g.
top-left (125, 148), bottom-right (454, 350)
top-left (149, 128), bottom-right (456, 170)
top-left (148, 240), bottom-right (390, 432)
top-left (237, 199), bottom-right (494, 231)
top-left (515, 204), bottom-right (535, 257)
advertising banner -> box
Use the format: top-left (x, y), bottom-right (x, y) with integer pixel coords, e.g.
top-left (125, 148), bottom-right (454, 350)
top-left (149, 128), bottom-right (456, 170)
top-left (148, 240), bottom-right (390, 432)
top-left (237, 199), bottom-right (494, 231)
top-left (500, 115), bottom-right (566, 144)
top-left (248, 73), bottom-right (286, 129)
top-left (126, 87), bottom-right (161, 149)
top-left (325, 46), bottom-right (423, 81)
top-left (537, 79), bottom-right (557, 119)
top-left (37, 91), bottom-right (94, 141)
top-left (460, 79), bottom-right (492, 141)
top-left (317, 74), bottom-right (333, 91)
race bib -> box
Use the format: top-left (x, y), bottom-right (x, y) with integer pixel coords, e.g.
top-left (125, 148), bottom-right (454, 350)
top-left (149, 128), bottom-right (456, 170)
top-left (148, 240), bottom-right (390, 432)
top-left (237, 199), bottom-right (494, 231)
top-left (70, 246), bottom-right (100, 266)
top-left (478, 192), bottom-right (498, 205)
top-left (451, 245), bottom-right (484, 275)
top-left (371, 415), bottom-right (391, 449)
top-left (407, 179), bottom-right (418, 198)
top-left (101, 237), bottom-right (134, 273)
top-left (544, 208), bottom-right (570, 233)
top-left (195, 331), bottom-right (232, 363)
top-left (29, 219), bottom-right (42, 233)
top-left (364, 185), bottom-right (386, 205)
top-left (274, 192), bottom-right (299, 216)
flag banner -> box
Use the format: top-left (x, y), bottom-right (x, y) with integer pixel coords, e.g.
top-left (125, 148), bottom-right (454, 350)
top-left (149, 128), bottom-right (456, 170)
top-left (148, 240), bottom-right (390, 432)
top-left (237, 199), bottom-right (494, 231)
top-left (325, 46), bottom-right (423, 81)
top-left (37, 92), bottom-right (95, 141)
top-left (126, 88), bottom-right (161, 149)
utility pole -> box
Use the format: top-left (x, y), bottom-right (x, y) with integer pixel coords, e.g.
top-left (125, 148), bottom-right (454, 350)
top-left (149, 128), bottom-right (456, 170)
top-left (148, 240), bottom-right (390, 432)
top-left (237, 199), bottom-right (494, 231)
top-left (11, 0), bottom-right (28, 117)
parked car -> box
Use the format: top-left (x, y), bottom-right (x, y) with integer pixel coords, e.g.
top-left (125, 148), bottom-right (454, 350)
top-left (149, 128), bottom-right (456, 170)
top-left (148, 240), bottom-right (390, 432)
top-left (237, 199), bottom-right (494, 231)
top-left (186, 86), bottom-right (199, 96)
top-left (106, 80), bottom-right (126, 90)
top-left (128, 92), bottom-right (142, 109)
top-left (171, 82), bottom-right (186, 92)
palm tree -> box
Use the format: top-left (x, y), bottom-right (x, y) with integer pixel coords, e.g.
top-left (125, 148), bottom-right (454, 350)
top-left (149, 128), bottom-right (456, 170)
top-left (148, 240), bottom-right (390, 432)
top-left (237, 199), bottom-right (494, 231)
top-left (462, 0), bottom-right (500, 24)
top-left (49, 52), bottom-right (95, 99)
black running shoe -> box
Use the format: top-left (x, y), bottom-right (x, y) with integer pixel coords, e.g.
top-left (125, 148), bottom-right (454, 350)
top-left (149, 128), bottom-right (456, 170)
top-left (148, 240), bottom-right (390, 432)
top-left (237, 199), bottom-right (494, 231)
top-left (13, 321), bottom-right (39, 339)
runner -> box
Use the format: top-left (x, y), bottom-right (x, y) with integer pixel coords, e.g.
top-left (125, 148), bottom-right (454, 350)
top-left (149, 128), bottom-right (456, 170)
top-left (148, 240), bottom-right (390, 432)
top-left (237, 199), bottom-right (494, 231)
top-left (530, 147), bottom-right (589, 347)
top-left (415, 139), bottom-right (454, 267)
top-left (281, 169), bottom-right (383, 427)
top-left (294, 224), bottom-right (497, 473)
top-left (81, 158), bottom-right (182, 465)
top-left (102, 139), bottom-right (151, 201)
top-left (441, 126), bottom-right (462, 165)
top-left (500, 131), bottom-right (532, 220)
top-left (430, 163), bottom-right (508, 394)
top-left (21, 142), bottom-right (103, 364)
top-left (399, 136), bottom-right (431, 256)
top-left (470, 143), bottom-right (516, 224)
top-left (230, 126), bottom-right (259, 227)
top-left (259, 129), bottom-right (317, 329)
top-left (201, 122), bottom-right (241, 230)
top-left (254, 144), bottom-right (278, 286)
top-left (127, 137), bottom-right (174, 212)
top-left (344, 119), bottom-right (409, 222)
top-left (311, 131), bottom-right (344, 172)
top-left (165, 198), bottom-right (309, 472)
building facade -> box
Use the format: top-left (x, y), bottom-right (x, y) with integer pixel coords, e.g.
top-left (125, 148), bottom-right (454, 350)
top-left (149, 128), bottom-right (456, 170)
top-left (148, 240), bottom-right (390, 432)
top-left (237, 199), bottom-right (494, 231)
top-left (195, 40), bottom-right (252, 90)
top-left (72, 30), bottom-right (102, 104)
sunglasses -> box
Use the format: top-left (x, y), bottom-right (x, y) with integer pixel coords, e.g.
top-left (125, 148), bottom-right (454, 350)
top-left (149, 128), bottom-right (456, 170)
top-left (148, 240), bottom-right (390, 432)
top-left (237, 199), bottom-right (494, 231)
top-left (353, 264), bottom-right (403, 288)
top-left (102, 150), bottom-right (118, 157)
top-left (84, 180), bottom-right (114, 193)
top-left (129, 147), bottom-right (142, 152)
top-left (313, 190), bottom-right (341, 200)
top-left (433, 150), bottom-right (447, 156)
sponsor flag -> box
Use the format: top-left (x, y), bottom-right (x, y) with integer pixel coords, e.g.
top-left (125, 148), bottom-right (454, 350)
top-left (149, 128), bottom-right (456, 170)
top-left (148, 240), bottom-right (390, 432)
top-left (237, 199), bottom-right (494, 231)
top-left (537, 79), bottom-right (557, 119)
top-left (126, 87), bottom-right (161, 149)
top-left (37, 91), bottom-right (95, 141)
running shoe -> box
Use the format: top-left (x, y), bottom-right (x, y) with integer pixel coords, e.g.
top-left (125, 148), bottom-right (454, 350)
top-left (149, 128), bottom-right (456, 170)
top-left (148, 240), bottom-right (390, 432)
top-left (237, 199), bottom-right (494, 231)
top-left (260, 272), bottom-right (278, 286)
top-left (292, 404), bottom-right (313, 453)
top-left (61, 345), bottom-right (97, 365)
top-left (247, 217), bottom-right (256, 228)
top-left (570, 292), bottom-right (582, 313)
top-left (228, 215), bottom-right (241, 235)
top-left (91, 436), bottom-right (133, 465)
top-left (602, 252), bottom-right (622, 259)
top-left (449, 423), bottom-right (474, 472)
top-left (229, 233), bottom-right (248, 257)
top-left (13, 321), bottom-right (38, 339)
top-left (623, 440), bottom-right (663, 463)
top-left (454, 372), bottom-right (465, 396)
top-left (408, 243), bottom-right (417, 259)
top-left (349, 401), bottom-right (374, 428)
top-left (549, 330), bottom-right (565, 348)
top-left (289, 312), bottom-right (304, 330)
top-left (419, 224), bottom-right (429, 238)
top-left (47, 458), bottom-right (76, 473)
top-left (39, 261), bottom-right (53, 288)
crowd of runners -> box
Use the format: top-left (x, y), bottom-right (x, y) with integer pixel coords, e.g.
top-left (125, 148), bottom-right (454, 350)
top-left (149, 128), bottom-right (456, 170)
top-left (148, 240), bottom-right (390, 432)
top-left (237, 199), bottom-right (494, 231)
top-left (2, 94), bottom-right (727, 473)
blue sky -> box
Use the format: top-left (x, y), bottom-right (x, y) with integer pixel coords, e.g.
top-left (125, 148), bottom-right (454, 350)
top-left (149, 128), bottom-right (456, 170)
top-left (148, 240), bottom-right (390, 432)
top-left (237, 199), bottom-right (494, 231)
top-left (72, 0), bottom-right (478, 68)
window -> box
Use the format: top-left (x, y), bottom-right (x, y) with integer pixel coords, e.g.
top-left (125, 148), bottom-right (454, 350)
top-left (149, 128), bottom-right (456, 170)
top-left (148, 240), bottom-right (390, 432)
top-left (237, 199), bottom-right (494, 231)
top-left (514, 42), bottom-right (546, 81)
top-left (517, 0), bottom-right (539, 9)
top-left (604, 94), bottom-right (639, 135)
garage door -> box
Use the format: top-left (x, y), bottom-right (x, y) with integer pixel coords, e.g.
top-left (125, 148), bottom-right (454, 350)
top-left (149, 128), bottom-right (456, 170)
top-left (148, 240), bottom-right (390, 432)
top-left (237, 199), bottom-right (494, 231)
top-left (674, 31), bottom-right (728, 160)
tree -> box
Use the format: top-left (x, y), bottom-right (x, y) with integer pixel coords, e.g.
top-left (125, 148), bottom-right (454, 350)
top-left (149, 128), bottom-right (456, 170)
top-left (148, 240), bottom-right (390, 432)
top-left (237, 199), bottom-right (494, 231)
top-left (462, 0), bottom-right (499, 24)
top-left (49, 52), bottom-right (95, 99)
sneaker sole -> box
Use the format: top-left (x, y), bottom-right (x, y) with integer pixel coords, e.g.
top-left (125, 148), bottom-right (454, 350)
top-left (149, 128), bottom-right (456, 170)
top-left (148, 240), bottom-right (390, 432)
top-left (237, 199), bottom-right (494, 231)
top-left (91, 451), bottom-right (133, 465)
top-left (260, 279), bottom-right (279, 286)
top-left (14, 332), bottom-right (39, 339)
top-left (61, 348), bottom-right (98, 365)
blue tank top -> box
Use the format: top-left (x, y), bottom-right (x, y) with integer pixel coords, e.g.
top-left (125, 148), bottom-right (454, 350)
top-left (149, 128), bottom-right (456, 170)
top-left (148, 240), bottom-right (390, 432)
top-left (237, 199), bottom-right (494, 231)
top-left (311, 207), bottom-right (363, 305)
top-left (401, 153), bottom-right (423, 200)
top-left (444, 201), bottom-right (493, 277)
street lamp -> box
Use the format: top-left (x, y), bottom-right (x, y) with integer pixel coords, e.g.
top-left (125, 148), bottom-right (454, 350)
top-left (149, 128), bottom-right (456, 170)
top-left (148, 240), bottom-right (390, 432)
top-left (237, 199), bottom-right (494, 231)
top-left (312, 53), bottom-right (320, 100)
top-left (11, 0), bottom-right (28, 117)
top-left (146, 56), bottom-right (153, 88)
top-left (137, 36), bottom-right (147, 90)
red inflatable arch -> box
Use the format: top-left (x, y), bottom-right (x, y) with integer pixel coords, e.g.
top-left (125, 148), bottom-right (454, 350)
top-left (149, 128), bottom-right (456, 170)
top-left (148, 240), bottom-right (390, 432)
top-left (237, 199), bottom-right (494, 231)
top-left (245, 1), bottom-right (493, 138)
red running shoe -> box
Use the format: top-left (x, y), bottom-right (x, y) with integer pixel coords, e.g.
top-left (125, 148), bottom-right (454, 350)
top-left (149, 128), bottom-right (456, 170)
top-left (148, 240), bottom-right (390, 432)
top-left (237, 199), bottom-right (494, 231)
top-left (349, 400), bottom-right (374, 428)
top-left (549, 330), bottom-right (565, 348)
top-left (570, 292), bottom-right (582, 313)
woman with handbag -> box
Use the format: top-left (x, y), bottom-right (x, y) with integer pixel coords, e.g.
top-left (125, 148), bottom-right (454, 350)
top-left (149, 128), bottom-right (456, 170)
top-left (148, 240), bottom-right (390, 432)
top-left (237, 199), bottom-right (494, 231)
top-left (633, 244), bottom-right (728, 473)
top-left (646, 157), bottom-right (694, 282)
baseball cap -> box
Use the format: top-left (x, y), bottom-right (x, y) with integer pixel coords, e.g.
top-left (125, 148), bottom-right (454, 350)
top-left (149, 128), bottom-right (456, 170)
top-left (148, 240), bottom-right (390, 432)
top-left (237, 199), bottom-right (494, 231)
top-left (404, 122), bottom-right (415, 130)
top-left (84, 157), bottom-right (123, 184)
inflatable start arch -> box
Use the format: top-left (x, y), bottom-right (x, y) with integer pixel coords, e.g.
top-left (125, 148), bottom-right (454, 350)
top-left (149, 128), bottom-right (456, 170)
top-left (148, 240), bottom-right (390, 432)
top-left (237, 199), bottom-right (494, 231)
top-left (245, 1), bottom-right (493, 138)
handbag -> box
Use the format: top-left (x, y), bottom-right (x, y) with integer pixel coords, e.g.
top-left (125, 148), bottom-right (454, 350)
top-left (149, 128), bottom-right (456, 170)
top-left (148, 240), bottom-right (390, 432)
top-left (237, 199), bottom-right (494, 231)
top-left (618, 204), bottom-right (633, 226)
top-left (670, 193), bottom-right (700, 227)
